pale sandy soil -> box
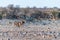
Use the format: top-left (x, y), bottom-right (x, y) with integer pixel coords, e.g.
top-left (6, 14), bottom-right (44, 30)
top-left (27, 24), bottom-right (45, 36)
top-left (0, 19), bottom-right (60, 40)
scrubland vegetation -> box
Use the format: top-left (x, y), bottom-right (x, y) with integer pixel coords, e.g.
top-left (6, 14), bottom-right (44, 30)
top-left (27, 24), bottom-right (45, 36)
top-left (0, 4), bottom-right (60, 21)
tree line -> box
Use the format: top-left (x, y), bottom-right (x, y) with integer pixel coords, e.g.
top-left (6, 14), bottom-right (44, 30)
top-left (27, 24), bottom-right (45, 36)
top-left (0, 4), bottom-right (60, 21)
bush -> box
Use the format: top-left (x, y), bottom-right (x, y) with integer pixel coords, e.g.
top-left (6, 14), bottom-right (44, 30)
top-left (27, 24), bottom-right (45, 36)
top-left (6, 15), bottom-right (17, 19)
top-left (20, 15), bottom-right (27, 20)
top-left (12, 15), bottom-right (17, 19)
top-left (0, 15), bottom-right (2, 19)
top-left (31, 13), bottom-right (41, 19)
top-left (58, 13), bottom-right (60, 18)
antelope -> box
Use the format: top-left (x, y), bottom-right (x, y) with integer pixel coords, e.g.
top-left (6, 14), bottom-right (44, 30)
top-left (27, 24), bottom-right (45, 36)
top-left (14, 21), bottom-right (25, 27)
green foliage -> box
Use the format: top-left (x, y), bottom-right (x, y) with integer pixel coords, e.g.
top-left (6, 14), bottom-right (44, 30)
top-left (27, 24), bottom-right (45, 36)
top-left (52, 11), bottom-right (57, 16)
top-left (57, 13), bottom-right (60, 18)
top-left (0, 15), bottom-right (2, 19)
top-left (52, 11), bottom-right (58, 18)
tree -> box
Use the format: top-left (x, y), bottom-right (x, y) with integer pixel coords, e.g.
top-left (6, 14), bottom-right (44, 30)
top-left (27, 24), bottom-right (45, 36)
top-left (7, 4), bottom-right (14, 10)
top-left (52, 11), bottom-right (58, 19)
top-left (15, 5), bottom-right (20, 12)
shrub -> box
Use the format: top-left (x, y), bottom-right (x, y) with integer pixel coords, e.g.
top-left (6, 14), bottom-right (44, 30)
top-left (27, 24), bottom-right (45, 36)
top-left (0, 15), bottom-right (2, 19)
top-left (58, 13), bottom-right (60, 18)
